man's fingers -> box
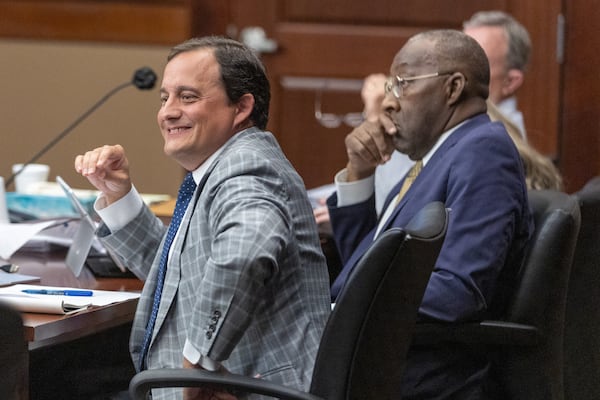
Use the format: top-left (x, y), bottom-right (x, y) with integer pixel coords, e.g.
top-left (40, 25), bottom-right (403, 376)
top-left (347, 122), bottom-right (393, 164)
top-left (75, 145), bottom-right (127, 177)
top-left (379, 113), bottom-right (397, 135)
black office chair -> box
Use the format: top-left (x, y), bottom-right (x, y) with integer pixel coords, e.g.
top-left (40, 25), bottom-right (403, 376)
top-left (0, 302), bottom-right (27, 400)
top-left (564, 176), bottom-right (600, 400)
top-left (414, 189), bottom-right (581, 400)
top-left (129, 201), bottom-right (449, 400)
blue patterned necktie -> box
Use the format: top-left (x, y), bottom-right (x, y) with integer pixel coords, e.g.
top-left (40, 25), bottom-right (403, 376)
top-left (138, 172), bottom-right (197, 371)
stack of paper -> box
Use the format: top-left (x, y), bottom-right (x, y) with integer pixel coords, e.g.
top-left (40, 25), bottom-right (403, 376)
top-left (0, 219), bottom-right (70, 259)
top-left (0, 218), bottom-right (106, 259)
top-left (0, 284), bottom-right (140, 315)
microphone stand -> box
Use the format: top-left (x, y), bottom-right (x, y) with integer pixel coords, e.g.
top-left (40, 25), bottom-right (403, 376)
top-left (5, 66), bottom-right (156, 190)
top-left (4, 81), bottom-right (133, 190)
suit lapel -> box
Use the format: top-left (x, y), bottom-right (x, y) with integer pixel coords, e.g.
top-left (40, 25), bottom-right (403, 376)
top-left (153, 166), bottom-right (215, 334)
top-left (380, 118), bottom-right (476, 233)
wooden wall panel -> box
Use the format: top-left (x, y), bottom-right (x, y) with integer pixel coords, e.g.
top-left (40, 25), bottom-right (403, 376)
top-left (228, 0), bottom-right (563, 189)
top-left (0, 0), bottom-right (191, 45)
top-left (1, 0), bottom-right (597, 192)
top-left (0, 40), bottom-right (181, 196)
top-left (283, 0), bottom-right (508, 26)
top-left (508, 0), bottom-right (562, 157)
top-left (560, 0), bottom-right (600, 191)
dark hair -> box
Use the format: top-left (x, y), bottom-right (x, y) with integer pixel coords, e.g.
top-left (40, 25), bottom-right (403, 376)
top-left (168, 36), bottom-right (271, 130)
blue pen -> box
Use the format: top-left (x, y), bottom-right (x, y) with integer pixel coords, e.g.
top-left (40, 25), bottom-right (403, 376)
top-left (22, 289), bottom-right (93, 297)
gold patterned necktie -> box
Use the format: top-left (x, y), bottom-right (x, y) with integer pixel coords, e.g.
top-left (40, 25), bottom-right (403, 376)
top-left (395, 160), bottom-right (423, 205)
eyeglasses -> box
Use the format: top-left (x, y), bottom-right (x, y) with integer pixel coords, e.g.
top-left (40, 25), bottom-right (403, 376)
top-left (314, 90), bottom-right (364, 129)
top-left (384, 72), bottom-right (453, 99)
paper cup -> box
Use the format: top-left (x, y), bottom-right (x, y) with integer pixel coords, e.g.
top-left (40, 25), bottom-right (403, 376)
top-left (12, 163), bottom-right (50, 193)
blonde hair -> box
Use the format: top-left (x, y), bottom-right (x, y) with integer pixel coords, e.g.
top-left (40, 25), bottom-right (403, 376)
top-left (487, 100), bottom-right (563, 190)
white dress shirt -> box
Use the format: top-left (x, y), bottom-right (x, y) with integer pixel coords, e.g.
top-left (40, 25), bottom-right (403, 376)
top-left (497, 96), bottom-right (526, 139)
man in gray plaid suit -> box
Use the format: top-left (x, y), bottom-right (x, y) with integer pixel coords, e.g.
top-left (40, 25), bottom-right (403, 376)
top-left (75, 36), bottom-right (331, 400)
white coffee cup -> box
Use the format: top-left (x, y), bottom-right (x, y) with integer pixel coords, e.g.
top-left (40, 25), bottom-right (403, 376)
top-left (0, 176), bottom-right (9, 223)
top-left (11, 163), bottom-right (50, 193)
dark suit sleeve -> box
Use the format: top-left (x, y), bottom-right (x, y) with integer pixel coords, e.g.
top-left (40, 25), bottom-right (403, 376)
top-left (418, 129), bottom-right (529, 322)
top-left (327, 191), bottom-right (378, 264)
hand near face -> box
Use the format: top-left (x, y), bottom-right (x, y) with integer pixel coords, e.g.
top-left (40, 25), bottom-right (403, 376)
top-left (344, 120), bottom-right (395, 182)
top-left (74, 144), bottom-right (132, 205)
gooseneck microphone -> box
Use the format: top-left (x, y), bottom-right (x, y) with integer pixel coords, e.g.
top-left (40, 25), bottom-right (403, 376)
top-left (4, 66), bottom-right (157, 189)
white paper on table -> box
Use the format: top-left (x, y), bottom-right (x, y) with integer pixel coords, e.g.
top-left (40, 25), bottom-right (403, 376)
top-left (0, 219), bottom-right (67, 259)
top-left (0, 293), bottom-right (91, 315)
top-left (0, 284), bottom-right (141, 315)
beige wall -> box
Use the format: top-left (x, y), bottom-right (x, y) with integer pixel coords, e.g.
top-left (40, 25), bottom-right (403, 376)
top-left (0, 39), bottom-right (183, 197)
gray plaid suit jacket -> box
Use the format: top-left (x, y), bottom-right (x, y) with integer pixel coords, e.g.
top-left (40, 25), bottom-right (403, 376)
top-left (100, 127), bottom-right (331, 399)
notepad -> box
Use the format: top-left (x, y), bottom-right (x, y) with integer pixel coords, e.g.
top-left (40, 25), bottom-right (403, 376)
top-left (0, 293), bottom-right (91, 315)
top-left (0, 284), bottom-right (141, 315)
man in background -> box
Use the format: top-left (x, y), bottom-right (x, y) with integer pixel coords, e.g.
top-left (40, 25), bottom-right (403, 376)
top-left (463, 10), bottom-right (532, 137)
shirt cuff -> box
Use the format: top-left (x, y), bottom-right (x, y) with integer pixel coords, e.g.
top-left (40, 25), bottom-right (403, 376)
top-left (334, 168), bottom-right (375, 207)
top-left (183, 340), bottom-right (222, 371)
top-left (94, 185), bottom-right (144, 232)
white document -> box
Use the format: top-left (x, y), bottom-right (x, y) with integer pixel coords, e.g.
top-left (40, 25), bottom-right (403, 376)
top-left (0, 219), bottom-right (70, 259)
top-left (0, 218), bottom-right (104, 259)
top-left (0, 284), bottom-right (141, 315)
top-left (0, 293), bottom-right (91, 315)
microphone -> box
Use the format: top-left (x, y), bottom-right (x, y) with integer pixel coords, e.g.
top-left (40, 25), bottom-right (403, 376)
top-left (4, 66), bottom-right (157, 189)
top-left (132, 66), bottom-right (158, 90)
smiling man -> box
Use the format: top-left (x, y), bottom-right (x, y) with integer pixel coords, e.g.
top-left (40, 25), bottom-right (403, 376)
top-left (327, 30), bottom-right (533, 399)
top-left (74, 36), bottom-right (330, 400)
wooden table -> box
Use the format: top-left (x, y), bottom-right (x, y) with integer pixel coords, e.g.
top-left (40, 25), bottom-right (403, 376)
top-left (11, 249), bottom-right (143, 348)
top-left (9, 248), bottom-right (144, 399)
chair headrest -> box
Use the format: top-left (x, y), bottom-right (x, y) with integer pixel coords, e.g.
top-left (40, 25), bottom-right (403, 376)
top-left (404, 201), bottom-right (448, 240)
top-left (576, 176), bottom-right (600, 205)
top-left (528, 190), bottom-right (580, 224)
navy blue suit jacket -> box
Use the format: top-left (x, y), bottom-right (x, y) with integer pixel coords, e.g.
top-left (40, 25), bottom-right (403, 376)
top-left (327, 114), bottom-right (534, 398)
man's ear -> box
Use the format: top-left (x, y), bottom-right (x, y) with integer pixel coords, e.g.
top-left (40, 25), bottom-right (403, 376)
top-left (233, 93), bottom-right (255, 127)
top-left (446, 72), bottom-right (467, 106)
top-left (502, 69), bottom-right (524, 98)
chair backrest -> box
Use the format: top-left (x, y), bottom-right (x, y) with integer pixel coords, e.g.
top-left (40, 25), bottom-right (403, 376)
top-left (310, 201), bottom-right (448, 400)
top-left (0, 302), bottom-right (26, 400)
top-left (497, 189), bottom-right (580, 400)
top-left (564, 176), bottom-right (600, 400)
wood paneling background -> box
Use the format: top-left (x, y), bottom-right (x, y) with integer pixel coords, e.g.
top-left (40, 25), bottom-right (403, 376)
top-left (560, 0), bottom-right (600, 191)
top-left (0, 0), bottom-right (190, 45)
top-left (0, 0), bottom-right (597, 194)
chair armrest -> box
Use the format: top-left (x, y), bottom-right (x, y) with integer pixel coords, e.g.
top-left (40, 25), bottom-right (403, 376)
top-left (412, 321), bottom-right (540, 346)
top-left (129, 368), bottom-right (324, 400)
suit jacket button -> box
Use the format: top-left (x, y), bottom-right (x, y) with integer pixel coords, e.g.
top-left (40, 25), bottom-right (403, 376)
top-left (205, 331), bottom-right (212, 339)
top-left (213, 310), bottom-right (221, 318)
